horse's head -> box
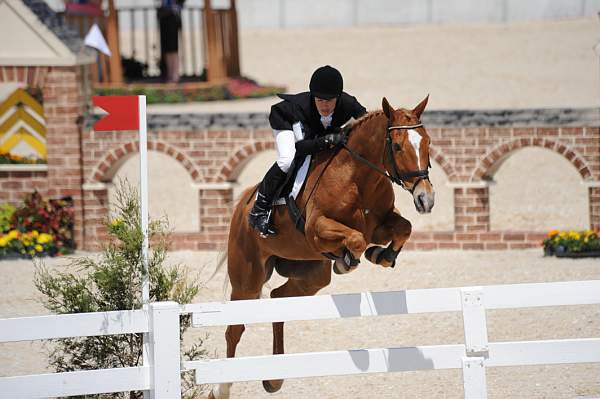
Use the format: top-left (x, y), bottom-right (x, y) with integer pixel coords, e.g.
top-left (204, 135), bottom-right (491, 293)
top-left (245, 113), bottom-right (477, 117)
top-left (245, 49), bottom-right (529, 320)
top-left (382, 96), bottom-right (435, 214)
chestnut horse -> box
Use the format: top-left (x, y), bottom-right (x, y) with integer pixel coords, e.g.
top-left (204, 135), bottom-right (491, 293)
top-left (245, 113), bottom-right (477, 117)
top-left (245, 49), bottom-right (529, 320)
top-left (210, 96), bottom-right (435, 399)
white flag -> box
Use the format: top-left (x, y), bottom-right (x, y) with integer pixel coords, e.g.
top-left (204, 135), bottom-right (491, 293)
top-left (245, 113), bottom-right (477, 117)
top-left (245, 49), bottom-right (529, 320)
top-left (84, 24), bottom-right (111, 56)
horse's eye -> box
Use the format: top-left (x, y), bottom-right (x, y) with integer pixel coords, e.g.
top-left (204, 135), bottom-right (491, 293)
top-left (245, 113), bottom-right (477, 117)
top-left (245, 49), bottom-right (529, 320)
top-left (393, 143), bottom-right (402, 152)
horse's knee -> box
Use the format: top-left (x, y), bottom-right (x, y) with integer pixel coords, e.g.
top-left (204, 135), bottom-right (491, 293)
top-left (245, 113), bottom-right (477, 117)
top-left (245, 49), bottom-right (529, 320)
top-left (395, 217), bottom-right (412, 240)
top-left (345, 231), bottom-right (367, 254)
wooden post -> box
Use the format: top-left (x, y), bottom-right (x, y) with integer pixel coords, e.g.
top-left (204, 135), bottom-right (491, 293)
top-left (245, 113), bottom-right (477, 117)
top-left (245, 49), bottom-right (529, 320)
top-left (106, 0), bottom-right (123, 84)
top-left (204, 0), bottom-right (226, 82)
top-left (228, 0), bottom-right (240, 77)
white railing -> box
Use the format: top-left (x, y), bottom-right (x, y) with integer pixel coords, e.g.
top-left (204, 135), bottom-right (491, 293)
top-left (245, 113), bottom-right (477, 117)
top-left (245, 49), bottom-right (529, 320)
top-left (0, 302), bottom-right (181, 399)
top-left (183, 280), bottom-right (600, 399)
top-left (1, 281), bottom-right (600, 398)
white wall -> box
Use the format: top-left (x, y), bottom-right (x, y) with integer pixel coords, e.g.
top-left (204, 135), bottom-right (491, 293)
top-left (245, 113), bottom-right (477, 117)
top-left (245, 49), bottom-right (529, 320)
top-left (47, 0), bottom-right (600, 30)
top-left (235, 0), bottom-right (600, 30)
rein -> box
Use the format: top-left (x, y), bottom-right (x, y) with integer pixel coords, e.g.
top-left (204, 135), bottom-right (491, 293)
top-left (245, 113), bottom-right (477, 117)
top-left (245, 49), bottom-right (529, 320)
top-left (340, 121), bottom-right (430, 193)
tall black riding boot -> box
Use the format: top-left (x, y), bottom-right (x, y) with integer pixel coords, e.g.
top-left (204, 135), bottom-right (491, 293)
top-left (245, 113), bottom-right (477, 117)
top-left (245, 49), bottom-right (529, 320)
top-left (248, 163), bottom-right (287, 237)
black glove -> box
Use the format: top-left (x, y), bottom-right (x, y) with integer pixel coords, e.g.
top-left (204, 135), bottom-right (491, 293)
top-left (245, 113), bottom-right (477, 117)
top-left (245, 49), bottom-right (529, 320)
top-left (320, 133), bottom-right (346, 148)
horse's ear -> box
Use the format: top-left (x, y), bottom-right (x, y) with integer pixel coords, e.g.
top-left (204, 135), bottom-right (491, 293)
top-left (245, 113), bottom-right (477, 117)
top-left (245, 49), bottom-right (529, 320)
top-left (413, 94), bottom-right (429, 119)
top-left (382, 97), bottom-right (394, 119)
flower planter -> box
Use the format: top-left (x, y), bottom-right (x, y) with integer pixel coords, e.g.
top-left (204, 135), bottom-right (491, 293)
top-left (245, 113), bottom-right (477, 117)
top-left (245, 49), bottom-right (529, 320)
top-left (555, 251), bottom-right (600, 259)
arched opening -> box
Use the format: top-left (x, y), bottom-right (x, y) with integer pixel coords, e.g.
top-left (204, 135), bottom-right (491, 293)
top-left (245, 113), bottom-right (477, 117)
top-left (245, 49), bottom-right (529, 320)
top-left (107, 151), bottom-right (199, 232)
top-left (489, 147), bottom-right (588, 231)
top-left (393, 158), bottom-right (454, 231)
top-left (233, 149), bottom-right (277, 202)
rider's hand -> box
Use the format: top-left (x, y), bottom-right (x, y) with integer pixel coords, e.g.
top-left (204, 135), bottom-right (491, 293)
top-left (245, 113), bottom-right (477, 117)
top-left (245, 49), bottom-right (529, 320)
top-left (322, 133), bottom-right (346, 147)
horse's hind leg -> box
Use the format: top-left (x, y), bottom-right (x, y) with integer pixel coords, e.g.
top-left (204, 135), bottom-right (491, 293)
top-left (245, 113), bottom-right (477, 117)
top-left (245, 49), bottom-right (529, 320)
top-left (262, 259), bottom-right (332, 393)
top-left (210, 255), bottom-right (264, 399)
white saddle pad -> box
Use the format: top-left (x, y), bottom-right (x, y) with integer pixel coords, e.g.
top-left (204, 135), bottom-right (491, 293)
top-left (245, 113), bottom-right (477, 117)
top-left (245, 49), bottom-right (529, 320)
top-left (273, 155), bottom-right (311, 206)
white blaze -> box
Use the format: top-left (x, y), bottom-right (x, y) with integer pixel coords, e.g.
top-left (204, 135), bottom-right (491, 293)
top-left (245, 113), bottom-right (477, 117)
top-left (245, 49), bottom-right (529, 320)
top-left (408, 129), bottom-right (422, 168)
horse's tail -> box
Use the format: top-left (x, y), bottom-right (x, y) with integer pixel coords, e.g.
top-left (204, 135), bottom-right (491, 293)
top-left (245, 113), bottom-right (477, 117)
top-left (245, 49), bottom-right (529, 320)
top-left (206, 250), bottom-right (229, 302)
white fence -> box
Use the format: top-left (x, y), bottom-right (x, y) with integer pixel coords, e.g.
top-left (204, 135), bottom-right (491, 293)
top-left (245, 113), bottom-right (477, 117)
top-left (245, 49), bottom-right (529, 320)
top-left (1, 280), bottom-right (600, 398)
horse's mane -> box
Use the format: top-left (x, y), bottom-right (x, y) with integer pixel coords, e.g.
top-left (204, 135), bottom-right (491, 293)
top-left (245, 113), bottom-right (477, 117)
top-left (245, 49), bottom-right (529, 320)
top-left (353, 110), bottom-right (384, 130)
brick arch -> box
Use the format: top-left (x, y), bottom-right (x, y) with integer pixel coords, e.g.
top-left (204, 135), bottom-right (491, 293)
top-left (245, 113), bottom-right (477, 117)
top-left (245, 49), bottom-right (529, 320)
top-left (216, 142), bottom-right (457, 183)
top-left (429, 145), bottom-right (458, 181)
top-left (216, 141), bottom-right (275, 182)
top-left (89, 140), bottom-right (203, 183)
top-left (471, 137), bottom-right (592, 182)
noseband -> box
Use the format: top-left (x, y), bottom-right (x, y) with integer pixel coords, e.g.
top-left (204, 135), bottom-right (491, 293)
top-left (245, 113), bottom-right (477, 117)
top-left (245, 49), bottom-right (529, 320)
top-left (385, 122), bottom-right (431, 192)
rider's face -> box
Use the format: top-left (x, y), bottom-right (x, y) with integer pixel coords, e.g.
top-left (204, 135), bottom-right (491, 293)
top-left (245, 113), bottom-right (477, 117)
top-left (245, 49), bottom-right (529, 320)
top-left (314, 97), bottom-right (337, 117)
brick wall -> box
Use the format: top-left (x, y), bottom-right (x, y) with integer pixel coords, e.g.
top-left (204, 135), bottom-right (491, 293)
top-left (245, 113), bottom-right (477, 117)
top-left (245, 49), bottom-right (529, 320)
top-left (1, 68), bottom-right (598, 252)
top-left (1, 65), bottom-right (90, 248)
top-left (0, 170), bottom-right (48, 205)
top-left (79, 113), bottom-right (600, 251)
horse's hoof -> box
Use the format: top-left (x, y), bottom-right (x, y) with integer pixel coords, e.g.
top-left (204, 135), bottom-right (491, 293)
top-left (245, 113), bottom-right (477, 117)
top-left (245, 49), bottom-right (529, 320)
top-left (262, 379), bottom-right (284, 393)
top-left (333, 258), bottom-right (358, 274)
top-left (365, 246), bottom-right (383, 264)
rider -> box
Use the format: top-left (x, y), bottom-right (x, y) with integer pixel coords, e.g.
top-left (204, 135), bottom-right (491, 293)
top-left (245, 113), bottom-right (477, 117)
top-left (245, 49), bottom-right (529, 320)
top-left (248, 65), bottom-right (367, 237)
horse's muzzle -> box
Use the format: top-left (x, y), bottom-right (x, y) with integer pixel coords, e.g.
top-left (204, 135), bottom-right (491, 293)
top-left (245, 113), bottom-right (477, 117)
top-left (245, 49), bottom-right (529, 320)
top-left (414, 191), bottom-right (435, 214)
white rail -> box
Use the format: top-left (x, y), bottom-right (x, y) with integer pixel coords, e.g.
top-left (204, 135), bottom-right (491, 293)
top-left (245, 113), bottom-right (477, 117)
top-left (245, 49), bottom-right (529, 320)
top-left (2, 281), bottom-right (599, 399)
top-left (184, 339), bottom-right (600, 384)
top-left (0, 302), bottom-right (181, 399)
top-left (184, 280), bottom-right (600, 399)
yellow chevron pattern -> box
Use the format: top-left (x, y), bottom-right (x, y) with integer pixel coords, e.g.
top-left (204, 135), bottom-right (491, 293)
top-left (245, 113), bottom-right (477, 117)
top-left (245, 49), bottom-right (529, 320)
top-left (0, 89), bottom-right (46, 159)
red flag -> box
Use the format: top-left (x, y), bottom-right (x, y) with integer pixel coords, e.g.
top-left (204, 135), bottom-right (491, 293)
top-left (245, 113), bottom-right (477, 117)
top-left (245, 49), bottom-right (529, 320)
top-left (93, 96), bottom-right (139, 131)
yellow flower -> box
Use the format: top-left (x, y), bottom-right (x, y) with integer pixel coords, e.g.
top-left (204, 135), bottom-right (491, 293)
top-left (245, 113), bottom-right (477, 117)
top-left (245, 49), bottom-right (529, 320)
top-left (111, 218), bottom-right (123, 227)
top-left (31, 230), bottom-right (39, 238)
top-left (8, 230), bottom-right (19, 239)
top-left (37, 233), bottom-right (53, 244)
top-left (28, 249), bottom-right (35, 256)
top-left (35, 244), bottom-right (43, 252)
top-left (0, 236), bottom-right (8, 247)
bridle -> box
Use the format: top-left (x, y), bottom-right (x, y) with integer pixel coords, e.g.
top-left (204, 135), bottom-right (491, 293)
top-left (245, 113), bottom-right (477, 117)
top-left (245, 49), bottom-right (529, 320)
top-left (385, 121), bottom-right (431, 192)
top-left (340, 120), bottom-right (431, 193)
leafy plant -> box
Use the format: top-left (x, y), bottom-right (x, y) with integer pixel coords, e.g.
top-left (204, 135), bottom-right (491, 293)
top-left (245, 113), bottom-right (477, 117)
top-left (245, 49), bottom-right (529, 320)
top-left (34, 181), bottom-right (207, 398)
top-left (0, 229), bottom-right (56, 258)
top-left (0, 151), bottom-right (46, 164)
top-left (11, 191), bottom-right (74, 254)
top-left (93, 77), bottom-right (284, 104)
top-left (543, 229), bottom-right (600, 255)
top-left (0, 203), bottom-right (15, 233)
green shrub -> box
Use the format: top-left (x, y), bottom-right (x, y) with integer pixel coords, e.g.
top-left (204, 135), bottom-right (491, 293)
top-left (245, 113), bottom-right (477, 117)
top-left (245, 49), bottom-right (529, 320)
top-left (0, 203), bottom-right (15, 233)
top-left (34, 181), bottom-right (207, 398)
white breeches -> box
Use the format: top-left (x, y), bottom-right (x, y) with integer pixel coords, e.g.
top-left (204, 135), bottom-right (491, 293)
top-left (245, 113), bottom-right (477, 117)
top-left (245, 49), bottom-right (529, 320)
top-left (273, 122), bottom-right (304, 173)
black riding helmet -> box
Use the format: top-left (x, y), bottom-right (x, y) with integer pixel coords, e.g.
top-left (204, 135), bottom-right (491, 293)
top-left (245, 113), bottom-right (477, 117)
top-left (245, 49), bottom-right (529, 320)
top-left (309, 65), bottom-right (343, 100)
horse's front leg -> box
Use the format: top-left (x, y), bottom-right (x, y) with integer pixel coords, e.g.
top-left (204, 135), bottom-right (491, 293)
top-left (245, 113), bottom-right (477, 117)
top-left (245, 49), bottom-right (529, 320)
top-left (365, 209), bottom-right (412, 268)
top-left (313, 215), bottom-right (368, 259)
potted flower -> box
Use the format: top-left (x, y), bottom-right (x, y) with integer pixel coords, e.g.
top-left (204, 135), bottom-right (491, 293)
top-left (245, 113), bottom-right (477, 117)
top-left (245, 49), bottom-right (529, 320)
top-left (543, 229), bottom-right (600, 258)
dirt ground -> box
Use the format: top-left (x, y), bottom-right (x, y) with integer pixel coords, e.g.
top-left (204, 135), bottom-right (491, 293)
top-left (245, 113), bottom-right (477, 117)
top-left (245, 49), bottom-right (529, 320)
top-left (1, 249), bottom-right (599, 398)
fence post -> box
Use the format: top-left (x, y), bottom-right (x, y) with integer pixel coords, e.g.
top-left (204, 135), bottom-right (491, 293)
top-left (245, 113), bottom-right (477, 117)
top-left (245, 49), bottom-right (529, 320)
top-left (461, 287), bottom-right (488, 399)
top-left (148, 302), bottom-right (182, 399)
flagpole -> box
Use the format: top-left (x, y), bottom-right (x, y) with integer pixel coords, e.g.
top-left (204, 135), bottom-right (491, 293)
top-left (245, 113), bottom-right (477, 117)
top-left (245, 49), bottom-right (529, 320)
top-left (139, 95), bottom-right (149, 304)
